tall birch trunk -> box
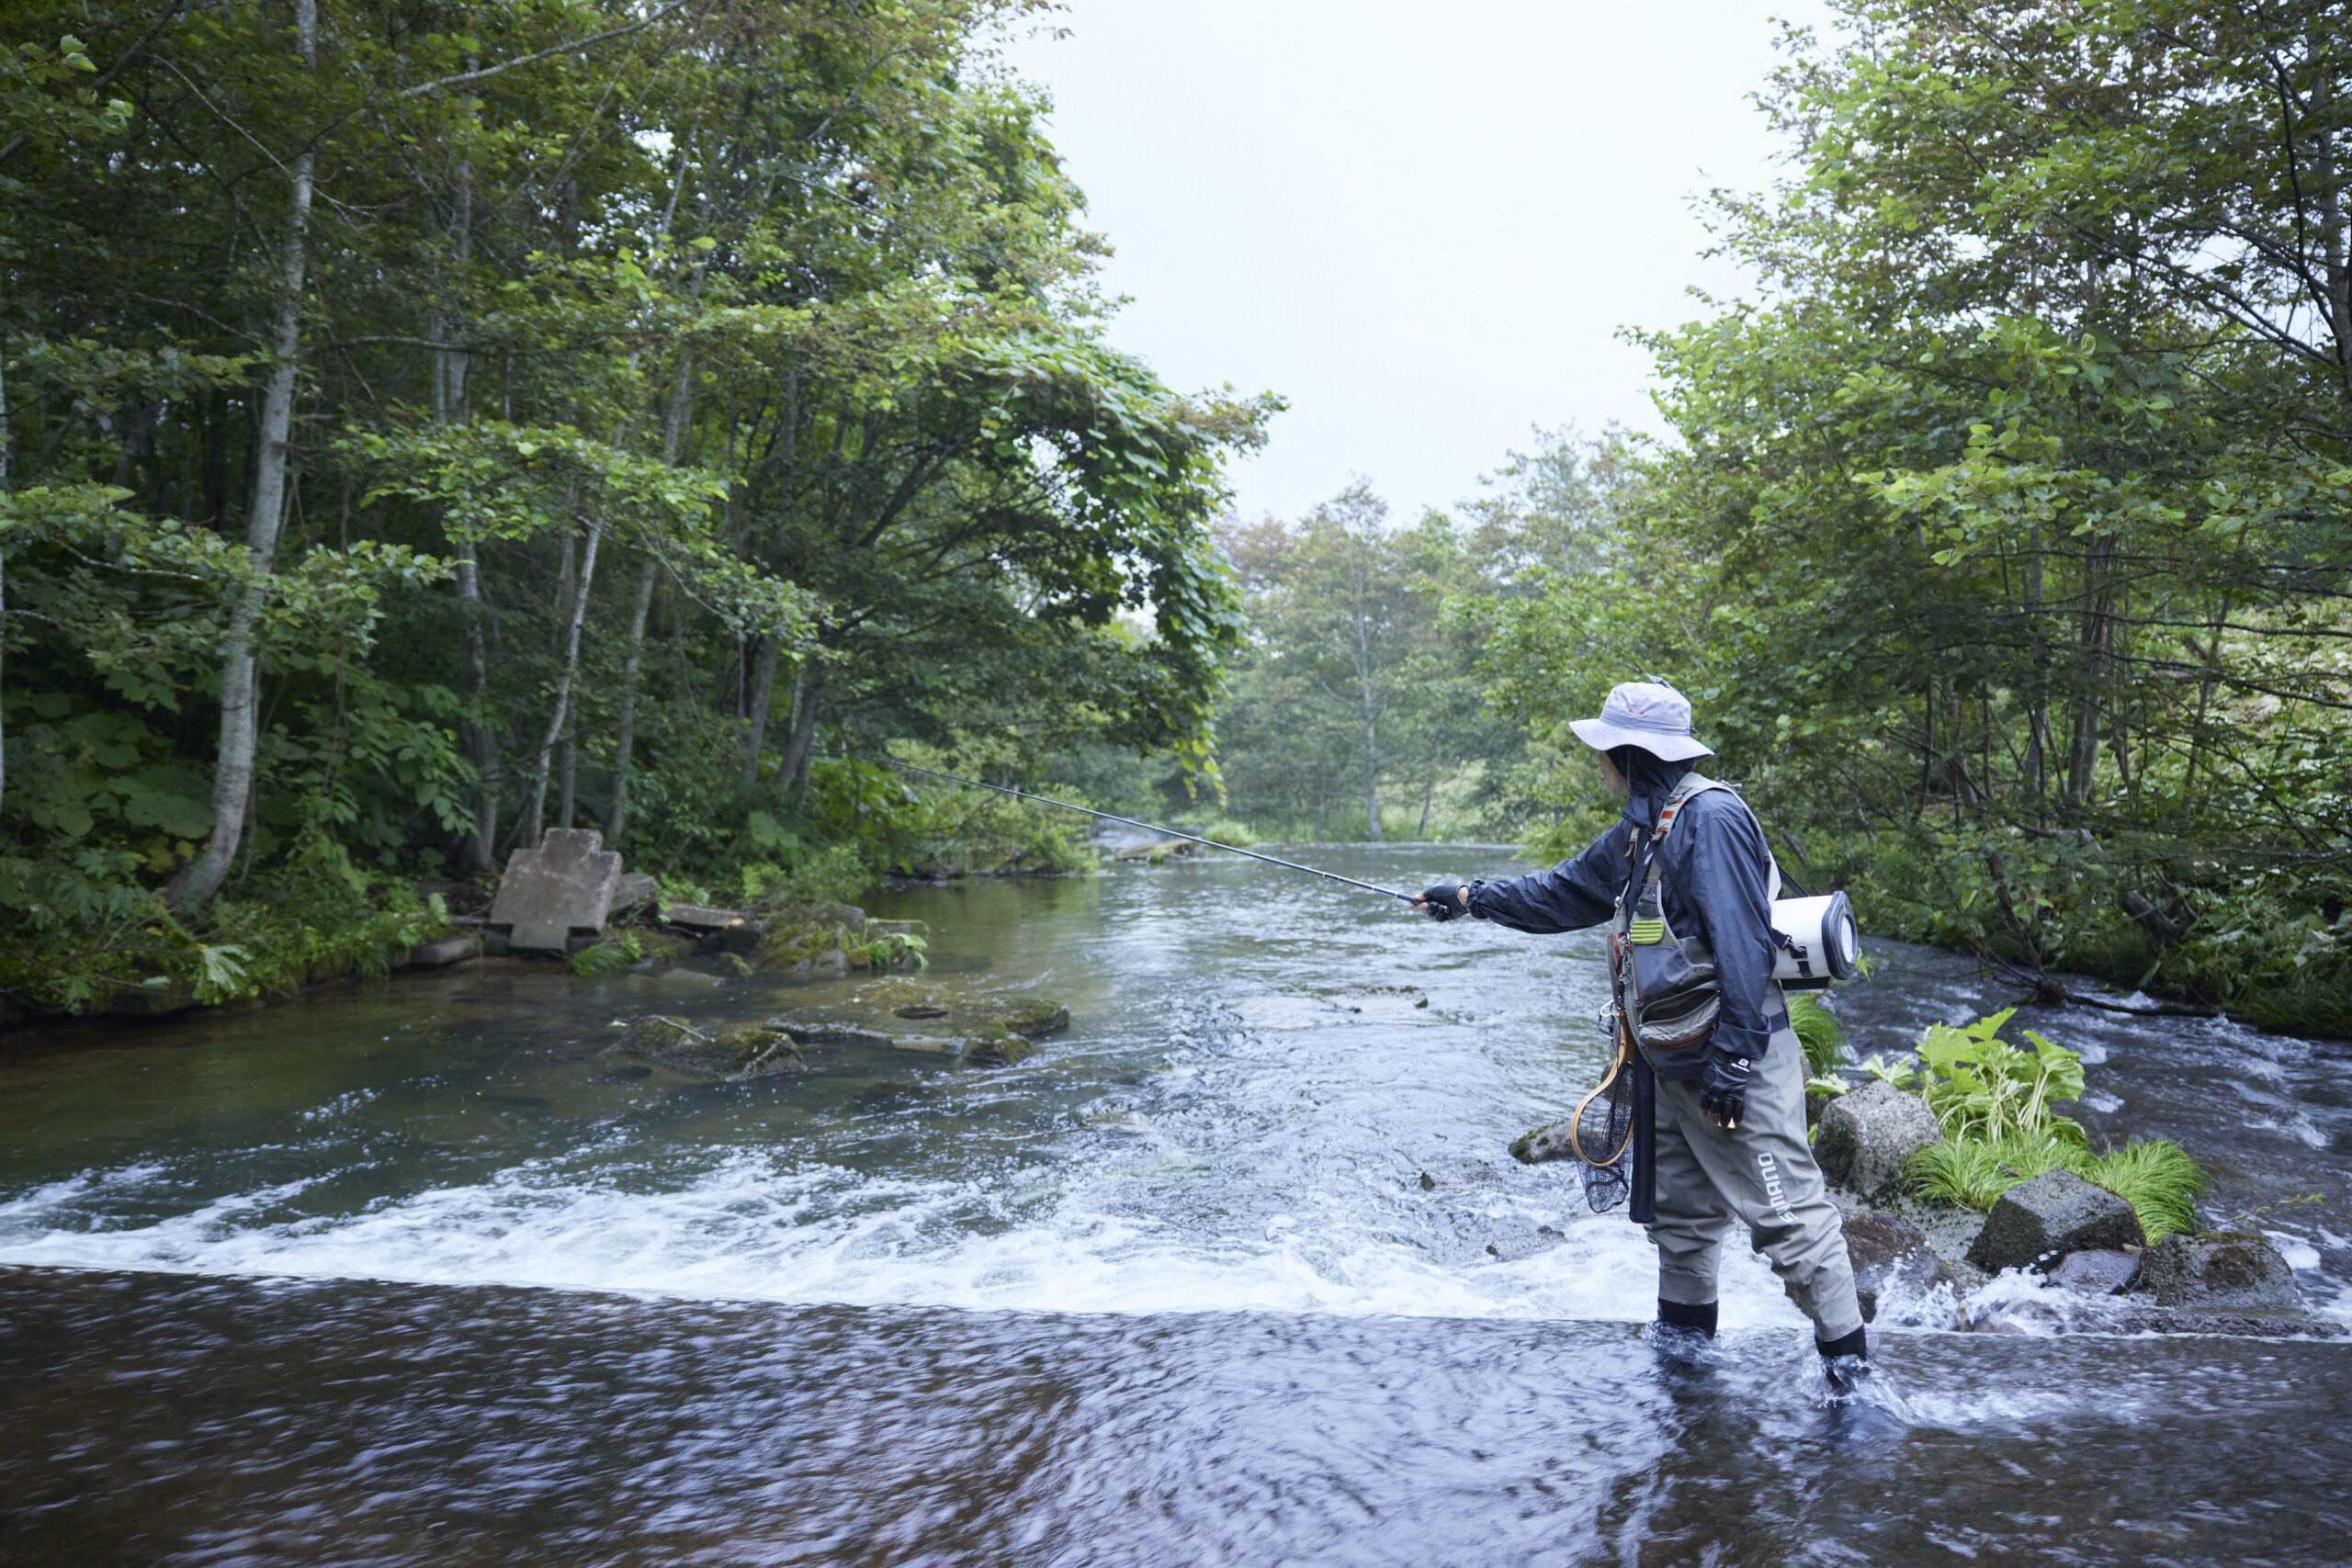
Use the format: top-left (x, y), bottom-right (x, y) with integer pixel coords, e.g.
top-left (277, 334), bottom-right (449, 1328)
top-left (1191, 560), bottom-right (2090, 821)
top-left (740, 637), bottom-right (781, 787)
top-left (171, 0), bottom-right (315, 911)
top-left (1, 347), bottom-right (10, 820)
top-left (778, 672), bottom-right (820, 807)
top-left (607, 556), bottom-right (659, 847)
top-left (518, 515), bottom-right (602, 849)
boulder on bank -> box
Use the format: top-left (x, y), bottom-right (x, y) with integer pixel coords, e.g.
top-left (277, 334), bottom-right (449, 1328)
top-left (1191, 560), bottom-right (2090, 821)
top-left (1815, 1081), bottom-right (1943, 1205)
top-left (2140, 1231), bottom-right (2301, 1314)
top-left (621, 1015), bottom-right (802, 1078)
top-left (1967, 1168), bottom-right (2143, 1274)
top-left (1842, 1213), bottom-right (1940, 1322)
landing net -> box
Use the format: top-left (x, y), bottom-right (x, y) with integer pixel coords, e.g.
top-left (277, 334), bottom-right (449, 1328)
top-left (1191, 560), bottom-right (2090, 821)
top-left (1570, 1030), bottom-right (1635, 1214)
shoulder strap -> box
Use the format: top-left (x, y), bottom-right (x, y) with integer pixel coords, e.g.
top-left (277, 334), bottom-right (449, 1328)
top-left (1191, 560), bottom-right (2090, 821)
top-left (1648, 773), bottom-right (1782, 903)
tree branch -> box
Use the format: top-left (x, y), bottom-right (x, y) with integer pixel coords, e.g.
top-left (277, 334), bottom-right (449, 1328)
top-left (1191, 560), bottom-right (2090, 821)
top-left (398, 5), bottom-right (689, 98)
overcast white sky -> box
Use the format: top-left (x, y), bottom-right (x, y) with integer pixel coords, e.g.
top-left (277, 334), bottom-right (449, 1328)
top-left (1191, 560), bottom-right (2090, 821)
top-left (1001, 0), bottom-right (1837, 524)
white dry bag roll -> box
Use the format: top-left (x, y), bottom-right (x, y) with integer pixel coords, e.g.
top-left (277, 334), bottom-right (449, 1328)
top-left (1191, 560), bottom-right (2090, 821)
top-left (1771, 891), bottom-right (1859, 990)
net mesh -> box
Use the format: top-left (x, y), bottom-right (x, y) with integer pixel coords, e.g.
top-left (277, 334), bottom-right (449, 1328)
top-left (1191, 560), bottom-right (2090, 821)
top-left (1572, 1041), bottom-right (1635, 1214)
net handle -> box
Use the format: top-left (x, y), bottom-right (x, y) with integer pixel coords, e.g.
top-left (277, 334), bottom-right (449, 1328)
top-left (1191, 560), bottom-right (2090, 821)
top-left (1569, 1020), bottom-right (1638, 1168)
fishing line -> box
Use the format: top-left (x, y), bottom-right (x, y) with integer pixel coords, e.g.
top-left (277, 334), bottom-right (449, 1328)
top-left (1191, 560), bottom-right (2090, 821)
top-left (866, 757), bottom-right (1417, 903)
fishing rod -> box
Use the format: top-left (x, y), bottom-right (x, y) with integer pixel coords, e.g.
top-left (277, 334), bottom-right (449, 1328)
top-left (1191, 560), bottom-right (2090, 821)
top-left (869, 757), bottom-right (1416, 903)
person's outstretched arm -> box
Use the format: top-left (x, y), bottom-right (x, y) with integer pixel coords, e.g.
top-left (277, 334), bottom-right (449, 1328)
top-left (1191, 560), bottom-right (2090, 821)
top-left (1417, 824), bottom-right (1624, 933)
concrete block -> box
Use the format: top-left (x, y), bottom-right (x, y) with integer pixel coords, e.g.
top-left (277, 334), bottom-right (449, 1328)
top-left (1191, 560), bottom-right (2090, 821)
top-left (662, 904), bottom-right (749, 931)
top-left (606, 872), bottom-right (659, 916)
top-left (488, 829), bottom-right (621, 953)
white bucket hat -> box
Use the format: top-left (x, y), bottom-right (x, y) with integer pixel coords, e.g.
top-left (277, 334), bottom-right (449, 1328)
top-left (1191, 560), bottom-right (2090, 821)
top-left (1568, 681), bottom-right (1715, 761)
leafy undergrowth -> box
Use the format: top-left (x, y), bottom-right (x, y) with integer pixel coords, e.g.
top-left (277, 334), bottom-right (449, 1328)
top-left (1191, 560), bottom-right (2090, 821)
top-left (1847, 1006), bottom-right (2211, 1244)
top-left (0, 834), bottom-right (458, 1018)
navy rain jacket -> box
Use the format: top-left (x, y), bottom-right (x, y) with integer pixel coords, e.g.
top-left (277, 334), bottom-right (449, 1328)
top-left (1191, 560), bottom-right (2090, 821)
top-left (1464, 750), bottom-right (1781, 1066)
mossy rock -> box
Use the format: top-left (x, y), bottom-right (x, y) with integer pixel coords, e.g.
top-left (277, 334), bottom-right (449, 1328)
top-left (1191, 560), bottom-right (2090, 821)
top-left (855, 977), bottom-right (946, 1010)
top-left (1510, 1121), bottom-right (1577, 1165)
top-left (958, 1023), bottom-right (1035, 1067)
top-left (752, 919), bottom-right (851, 975)
top-left (986, 998), bottom-right (1069, 1038)
top-left (634, 931), bottom-right (696, 963)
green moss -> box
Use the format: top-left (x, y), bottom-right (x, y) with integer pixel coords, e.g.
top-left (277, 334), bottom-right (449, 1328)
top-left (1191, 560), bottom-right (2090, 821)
top-left (959, 1023), bottom-right (1035, 1066)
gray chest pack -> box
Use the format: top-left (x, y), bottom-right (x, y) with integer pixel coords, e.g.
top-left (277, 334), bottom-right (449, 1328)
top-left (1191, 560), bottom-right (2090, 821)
top-left (1607, 773), bottom-right (1782, 1075)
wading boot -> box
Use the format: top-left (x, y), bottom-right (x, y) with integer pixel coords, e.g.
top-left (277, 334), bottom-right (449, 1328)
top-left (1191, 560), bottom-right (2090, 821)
top-left (1650, 1298), bottom-right (1718, 1364)
top-left (1816, 1325), bottom-right (1871, 1396)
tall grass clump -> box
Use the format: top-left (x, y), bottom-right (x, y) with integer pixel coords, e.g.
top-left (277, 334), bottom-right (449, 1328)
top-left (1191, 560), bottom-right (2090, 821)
top-left (1910, 1133), bottom-right (2209, 1244)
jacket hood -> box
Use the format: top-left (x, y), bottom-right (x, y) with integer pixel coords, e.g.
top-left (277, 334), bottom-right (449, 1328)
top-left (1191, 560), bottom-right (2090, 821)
top-left (1618, 747), bottom-right (1697, 830)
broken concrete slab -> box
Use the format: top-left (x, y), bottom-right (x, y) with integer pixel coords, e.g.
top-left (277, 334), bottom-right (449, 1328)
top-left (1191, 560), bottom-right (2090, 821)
top-left (405, 935), bottom-right (478, 969)
top-left (488, 829), bottom-right (622, 953)
top-left (606, 872), bottom-right (659, 916)
top-left (661, 904), bottom-right (748, 931)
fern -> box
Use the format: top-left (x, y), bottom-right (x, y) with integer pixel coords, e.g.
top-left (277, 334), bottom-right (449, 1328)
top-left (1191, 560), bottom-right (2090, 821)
top-left (1786, 992), bottom-right (1847, 1077)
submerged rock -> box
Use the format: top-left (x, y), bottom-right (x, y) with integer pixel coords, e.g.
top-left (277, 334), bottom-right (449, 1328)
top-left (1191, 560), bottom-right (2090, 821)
top-left (1967, 1169), bottom-right (2143, 1274)
top-left (1509, 1121), bottom-right (1577, 1165)
top-left (989, 998), bottom-right (1069, 1038)
top-left (2141, 1231), bottom-right (2301, 1314)
top-left (1842, 1213), bottom-right (1940, 1323)
top-left (620, 1015), bottom-right (802, 1078)
top-left (1815, 1082), bottom-right (1943, 1206)
top-left (956, 1024), bottom-right (1035, 1067)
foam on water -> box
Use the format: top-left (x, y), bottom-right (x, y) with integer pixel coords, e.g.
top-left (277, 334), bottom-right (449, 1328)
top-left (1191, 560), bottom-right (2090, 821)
top-left (0, 1142), bottom-right (1814, 1325)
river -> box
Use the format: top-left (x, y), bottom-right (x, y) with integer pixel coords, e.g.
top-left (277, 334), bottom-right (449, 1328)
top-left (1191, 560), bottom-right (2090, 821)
top-left (3, 845), bottom-right (2348, 1563)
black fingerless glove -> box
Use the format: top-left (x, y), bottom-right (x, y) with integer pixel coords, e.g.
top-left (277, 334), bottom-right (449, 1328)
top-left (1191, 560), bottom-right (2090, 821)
top-left (1419, 883), bottom-right (1470, 921)
top-left (1700, 1046), bottom-right (1753, 1129)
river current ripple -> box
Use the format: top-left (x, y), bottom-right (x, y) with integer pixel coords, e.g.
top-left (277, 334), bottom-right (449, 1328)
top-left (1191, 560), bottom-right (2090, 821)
top-left (2, 845), bottom-right (2347, 1563)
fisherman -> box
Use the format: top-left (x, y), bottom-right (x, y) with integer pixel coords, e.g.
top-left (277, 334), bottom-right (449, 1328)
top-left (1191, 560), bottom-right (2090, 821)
top-left (1412, 681), bottom-right (1870, 1387)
